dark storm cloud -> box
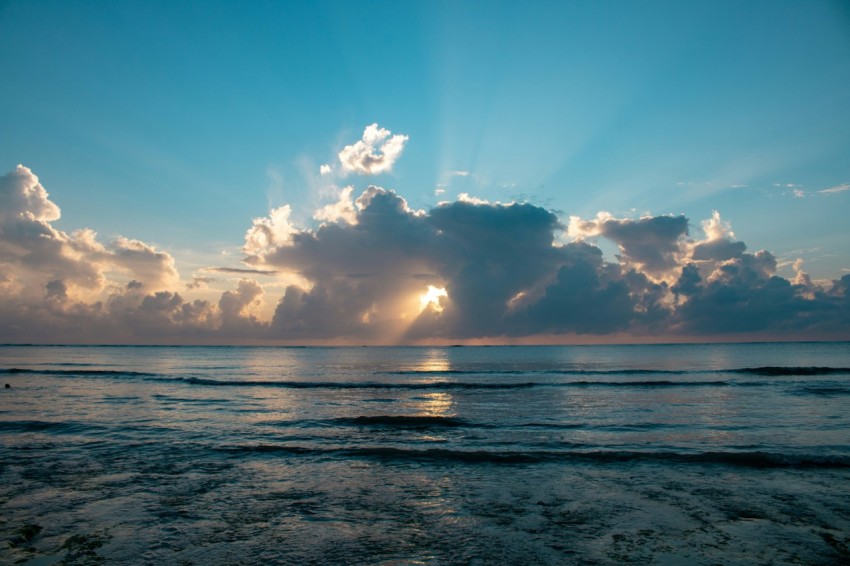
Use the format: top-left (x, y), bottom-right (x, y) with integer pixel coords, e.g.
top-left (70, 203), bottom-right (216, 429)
top-left (1, 164), bottom-right (848, 343)
top-left (250, 188), bottom-right (577, 339)
top-left (511, 242), bottom-right (636, 334)
top-left (249, 188), bottom-right (849, 341)
top-left (568, 213), bottom-right (689, 278)
top-left (671, 258), bottom-right (850, 335)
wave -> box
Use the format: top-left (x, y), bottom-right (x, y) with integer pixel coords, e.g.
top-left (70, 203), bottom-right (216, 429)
top-left (179, 377), bottom-right (540, 389)
top-left (384, 369), bottom-right (682, 376)
top-left (335, 415), bottom-right (472, 427)
top-left (568, 380), bottom-right (732, 387)
top-left (383, 366), bottom-right (850, 377)
top-left (178, 377), bottom-right (735, 389)
top-left (0, 368), bottom-right (158, 377)
top-left (731, 366), bottom-right (850, 376)
top-left (0, 368), bottom-right (748, 389)
top-left (262, 415), bottom-right (476, 429)
top-left (3, 365), bottom-right (845, 388)
top-left (3, 373), bottom-right (781, 390)
top-left (386, 369), bottom-right (530, 375)
top-left (792, 385), bottom-right (850, 397)
top-left (261, 417), bottom-right (755, 432)
top-left (217, 445), bottom-right (850, 468)
top-left (0, 420), bottom-right (108, 434)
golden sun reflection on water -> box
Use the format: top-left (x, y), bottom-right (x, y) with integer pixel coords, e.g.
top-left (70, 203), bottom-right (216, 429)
top-left (410, 349), bottom-right (456, 417)
top-left (414, 348), bottom-right (451, 373)
top-left (412, 392), bottom-right (455, 417)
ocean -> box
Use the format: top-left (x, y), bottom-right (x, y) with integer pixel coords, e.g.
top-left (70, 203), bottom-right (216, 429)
top-left (1, 343), bottom-right (849, 564)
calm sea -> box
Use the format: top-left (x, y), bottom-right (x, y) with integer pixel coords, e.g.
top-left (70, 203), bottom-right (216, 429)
top-left (1, 343), bottom-right (849, 564)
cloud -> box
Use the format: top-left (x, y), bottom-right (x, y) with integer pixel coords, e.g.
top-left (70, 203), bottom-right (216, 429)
top-left (337, 124), bottom-right (408, 175)
top-left (669, 252), bottom-right (845, 335)
top-left (313, 186), bottom-right (357, 225)
top-left (1, 165), bottom-right (848, 343)
top-left (819, 183), bottom-right (850, 195)
top-left (0, 164), bottom-right (61, 223)
top-left (248, 187), bottom-right (848, 341)
top-left (457, 193), bottom-right (491, 205)
top-left (0, 165), bottom-right (179, 299)
top-left (515, 243), bottom-right (640, 334)
top-left (0, 165), bottom-right (274, 343)
top-left (243, 205), bottom-right (297, 258)
top-left (219, 278), bottom-right (265, 325)
top-left (110, 236), bottom-right (179, 290)
top-left (186, 276), bottom-right (214, 290)
top-left (319, 164), bottom-right (332, 175)
top-left (689, 211), bottom-right (747, 264)
top-left (205, 267), bottom-right (279, 275)
top-left (568, 212), bottom-right (689, 280)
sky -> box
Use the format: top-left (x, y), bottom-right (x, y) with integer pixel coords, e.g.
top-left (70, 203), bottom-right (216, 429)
top-left (1, 0), bottom-right (849, 344)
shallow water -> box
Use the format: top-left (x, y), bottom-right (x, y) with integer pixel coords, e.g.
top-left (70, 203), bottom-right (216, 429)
top-left (1, 343), bottom-right (849, 564)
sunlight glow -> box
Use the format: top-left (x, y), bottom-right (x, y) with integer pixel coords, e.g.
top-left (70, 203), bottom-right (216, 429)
top-left (419, 285), bottom-right (448, 313)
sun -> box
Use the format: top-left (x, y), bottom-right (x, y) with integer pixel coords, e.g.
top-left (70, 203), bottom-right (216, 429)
top-left (419, 285), bottom-right (448, 313)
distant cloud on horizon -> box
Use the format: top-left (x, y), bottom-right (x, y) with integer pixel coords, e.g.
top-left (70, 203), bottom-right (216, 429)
top-left (205, 267), bottom-right (279, 275)
top-left (1, 164), bottom-right (848, 344)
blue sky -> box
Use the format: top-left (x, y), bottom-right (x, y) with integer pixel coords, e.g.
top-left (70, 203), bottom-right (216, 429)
top-left (1, 0), bottom-right (849, 343)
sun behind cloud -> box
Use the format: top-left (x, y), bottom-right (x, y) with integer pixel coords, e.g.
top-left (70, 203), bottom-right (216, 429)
top-left (419, 285), bottom-right (448, 313)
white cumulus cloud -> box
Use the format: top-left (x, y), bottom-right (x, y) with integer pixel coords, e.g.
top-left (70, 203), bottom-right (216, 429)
top-left (243, 205), bottom-right (297, 260)
top-left (337, 123), bottom-right (408, 175)
top-left (314, 186), bottom-right (357, 225)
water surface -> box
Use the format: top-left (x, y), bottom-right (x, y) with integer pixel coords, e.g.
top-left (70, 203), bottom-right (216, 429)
top-left (2, 343), bottom-right (849, 564)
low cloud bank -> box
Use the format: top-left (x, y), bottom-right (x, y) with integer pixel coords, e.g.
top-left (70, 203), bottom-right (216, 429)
top-left (1, 165), bottom-right (847, 344)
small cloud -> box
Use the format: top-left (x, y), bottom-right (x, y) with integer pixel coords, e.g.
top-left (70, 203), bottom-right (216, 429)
top-left (449, 170), bottom-right (470, 177)
top-left (434, 188), bottom-right (446, 196)
top-left (338, 123), bottom-right (409, 175)
top-left (457, 193), bottom-right (490, 205)
top-left (792, 189), bottom-right (805, 198)
top-left (186, 276), bottom-right (215, 290)
top-left (819, 183), bottom-right (850, 195)
top-left (206, 267), bottom-right (279, 275)
top-left (320, 164), bottom-right (332, 176)
top-left (729, 184), bottom-right (748, 189)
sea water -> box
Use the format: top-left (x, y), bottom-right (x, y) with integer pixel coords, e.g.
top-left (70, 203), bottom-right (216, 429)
top-left (1, 343), bottom-right (849, 564)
